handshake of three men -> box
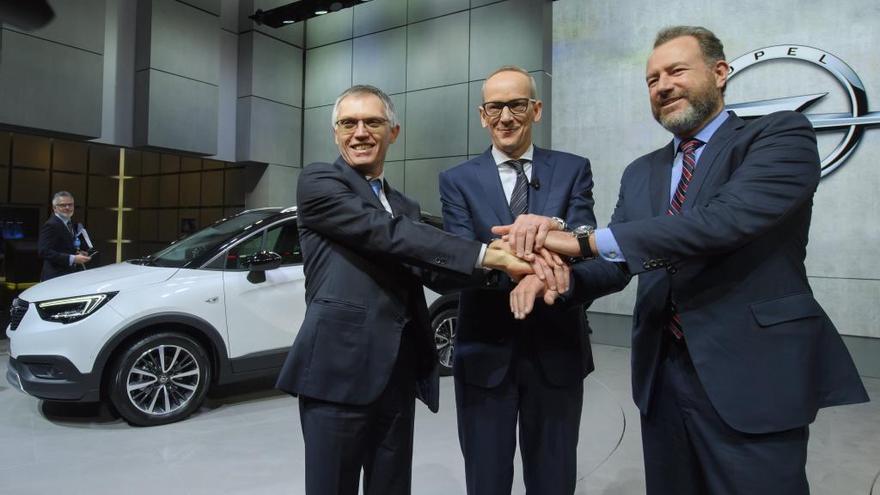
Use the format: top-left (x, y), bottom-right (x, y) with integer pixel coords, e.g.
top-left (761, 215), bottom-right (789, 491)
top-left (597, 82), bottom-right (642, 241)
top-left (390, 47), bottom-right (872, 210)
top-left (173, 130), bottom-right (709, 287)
top-left (483, 213), bottom-right (591, 319)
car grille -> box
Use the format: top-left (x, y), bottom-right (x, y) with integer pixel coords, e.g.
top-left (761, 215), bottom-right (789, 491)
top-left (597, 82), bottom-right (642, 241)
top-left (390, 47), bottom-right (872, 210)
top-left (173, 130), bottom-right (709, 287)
top-left (9, 298), bottom-right (28, 331)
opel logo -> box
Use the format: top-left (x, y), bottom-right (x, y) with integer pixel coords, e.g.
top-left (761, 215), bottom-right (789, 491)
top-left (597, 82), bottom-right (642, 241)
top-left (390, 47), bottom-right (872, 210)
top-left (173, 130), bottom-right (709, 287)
top-left (726, 45), bottom-right (880, 177)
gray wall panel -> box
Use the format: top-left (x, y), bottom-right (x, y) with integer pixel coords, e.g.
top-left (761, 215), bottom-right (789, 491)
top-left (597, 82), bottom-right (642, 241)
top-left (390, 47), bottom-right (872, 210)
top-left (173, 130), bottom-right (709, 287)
top-left (405, 84), bottom-right (468, 160)
top-left (406, 11), bottom-right (469, 91)
top-left (404, 156), bottom-right (466, 215)
top-left (239, 31), bottom-right (303, 106)
top-left (353, 27), bottom-right (406, 95)
top-left (306, 8), bottom-right (353, 48)
top-left (137, 0), bottom-right (220, 85)
top-left (468, 80), bottom-right (488, 155)
top-left (387, 94), bottom-right (406, 162)
top-left (238, 0), bottom-right (304, 47)
top-left (408, 0), bottom-right (469, 23)
top-left (135, 70), bottom-right (218, 154)
top-left (245, 163), bottom-right (300, 208)
top-left (384, 161), bottom-right (405, 192)
top-left (470, 0), bottom-right (545, 79)
top-left (213, 29), bottom-right (238, 161)
top-left (353, 0), bottom-right (407, 37)
top-left (0, 29), bottom-right (103, 138)
top-left (4, 0), bottom-right (105, 54)
top-left (302, 105), bottom-right (337, 165)
top-left (178, 0), bottom-right (221, 15)
top-left (236, 97), bottom-right (301, 166)
top-left (305, 40), bottom-right (353, 107)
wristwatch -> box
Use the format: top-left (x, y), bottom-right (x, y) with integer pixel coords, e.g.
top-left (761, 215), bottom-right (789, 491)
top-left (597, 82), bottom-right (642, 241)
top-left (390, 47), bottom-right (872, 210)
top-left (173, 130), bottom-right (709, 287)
top-left (550, 216), bottom-right (567, 231)
top-left (570, 225), bottom-right (595, 259)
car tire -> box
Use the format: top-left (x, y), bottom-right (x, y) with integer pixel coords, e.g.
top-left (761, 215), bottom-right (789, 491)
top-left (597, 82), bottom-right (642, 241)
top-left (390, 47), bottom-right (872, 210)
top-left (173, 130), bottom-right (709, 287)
top-left (108, 332), bottom-right (211, 426)
top-left (431, 306), bottom-right (457, 377)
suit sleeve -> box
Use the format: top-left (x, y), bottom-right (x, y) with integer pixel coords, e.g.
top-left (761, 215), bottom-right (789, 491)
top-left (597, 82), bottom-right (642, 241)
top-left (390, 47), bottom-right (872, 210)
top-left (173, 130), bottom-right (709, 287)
top-left (297, 163), bottom-right (481, 276)
top-left (563, 156), bottom-right (598, 228)
top-left (37, 222), bottom-right (71, 269)
top-left (611, 112), bottom-right (820, 275)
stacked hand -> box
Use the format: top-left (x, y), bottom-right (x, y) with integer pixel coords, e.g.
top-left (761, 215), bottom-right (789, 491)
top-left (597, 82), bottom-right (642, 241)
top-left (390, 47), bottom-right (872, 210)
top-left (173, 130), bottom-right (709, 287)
top-left (489, 214), bottom-right (587, 319)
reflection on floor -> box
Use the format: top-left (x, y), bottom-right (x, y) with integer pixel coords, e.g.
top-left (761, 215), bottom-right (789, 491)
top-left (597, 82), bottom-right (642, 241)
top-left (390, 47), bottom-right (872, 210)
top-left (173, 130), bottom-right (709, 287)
top-left (0, 344), bottom-right (877, 495)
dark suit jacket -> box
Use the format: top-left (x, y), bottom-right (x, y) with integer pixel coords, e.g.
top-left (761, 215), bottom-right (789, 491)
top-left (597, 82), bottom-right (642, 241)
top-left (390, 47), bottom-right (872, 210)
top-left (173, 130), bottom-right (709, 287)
top-left (574, 111), bottom-right (868, 434)
top-left (37, 214), bottom-right (77, 281)
top-left (439, 146), bottom-right (628, 388)
top-left (276, 158), bottom-right (482, 412)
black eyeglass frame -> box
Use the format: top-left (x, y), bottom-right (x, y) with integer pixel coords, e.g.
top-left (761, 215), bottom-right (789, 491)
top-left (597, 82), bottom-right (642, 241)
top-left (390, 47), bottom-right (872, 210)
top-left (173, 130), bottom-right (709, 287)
top-left (480, 98), bottom-right (537, 117)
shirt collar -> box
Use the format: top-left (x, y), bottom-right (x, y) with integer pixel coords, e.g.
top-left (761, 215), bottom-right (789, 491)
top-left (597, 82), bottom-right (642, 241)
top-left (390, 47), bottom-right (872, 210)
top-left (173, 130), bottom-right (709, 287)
top-left (491, 144), bottom-right (534, 166)
top-left (673, 110), bottom-right (730, 151)
top-left (54, 212), bottom-right (70, 224)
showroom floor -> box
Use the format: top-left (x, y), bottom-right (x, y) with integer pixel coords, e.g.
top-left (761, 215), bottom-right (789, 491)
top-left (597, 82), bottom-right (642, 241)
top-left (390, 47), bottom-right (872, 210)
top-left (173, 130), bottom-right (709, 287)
top-left (1, 341), bottom-right (878, 495)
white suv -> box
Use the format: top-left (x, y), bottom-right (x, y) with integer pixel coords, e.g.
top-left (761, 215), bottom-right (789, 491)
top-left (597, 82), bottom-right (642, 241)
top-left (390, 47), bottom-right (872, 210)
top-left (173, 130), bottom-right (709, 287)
top-left (6, 207), bottom-right (458, 426)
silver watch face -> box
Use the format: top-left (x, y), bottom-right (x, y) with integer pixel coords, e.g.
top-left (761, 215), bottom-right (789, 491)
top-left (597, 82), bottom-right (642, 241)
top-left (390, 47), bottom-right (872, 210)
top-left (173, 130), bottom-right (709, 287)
top-left (572, 225), bottom-right (593, 236)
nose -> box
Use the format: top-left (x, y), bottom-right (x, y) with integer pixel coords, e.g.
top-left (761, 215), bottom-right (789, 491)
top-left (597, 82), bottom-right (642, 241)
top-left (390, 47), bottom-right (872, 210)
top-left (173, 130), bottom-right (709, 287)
top-left (654, 73), bottom-right (673, 96)
top-left (352, 120), bottom-right (370, 138)
top-left (498, 105), bottom-right (515, 122)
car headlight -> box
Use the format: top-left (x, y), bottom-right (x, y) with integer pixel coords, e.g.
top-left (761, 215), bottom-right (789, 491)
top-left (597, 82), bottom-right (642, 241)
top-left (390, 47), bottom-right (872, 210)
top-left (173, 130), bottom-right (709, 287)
top-left (35, 292), bottom-right (118, 324)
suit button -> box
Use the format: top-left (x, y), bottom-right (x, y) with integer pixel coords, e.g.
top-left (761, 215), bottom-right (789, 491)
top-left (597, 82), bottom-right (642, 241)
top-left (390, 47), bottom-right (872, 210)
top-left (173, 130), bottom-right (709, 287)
top-left (434, 256), bottom-right (447, 265)
top-left (667, 266), bottom-right (678, 274)
top-left (643, 261), bottom-right (651, 269)
top-left (608, 251), bottom-right (618, 259)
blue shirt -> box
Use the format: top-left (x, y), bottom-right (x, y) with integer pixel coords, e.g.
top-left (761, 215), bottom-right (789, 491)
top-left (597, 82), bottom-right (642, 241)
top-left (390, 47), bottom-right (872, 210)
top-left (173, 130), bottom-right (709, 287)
top-left (594, 111), bottom-right (730, 262)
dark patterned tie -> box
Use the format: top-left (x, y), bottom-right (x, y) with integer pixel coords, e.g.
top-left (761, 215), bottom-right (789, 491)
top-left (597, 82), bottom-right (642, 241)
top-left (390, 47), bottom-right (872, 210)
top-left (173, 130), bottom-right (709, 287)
top-left (507, 159), bottom-right (529, 217)
top-left (667, 138), bottom-right (703, 339)
top-left (66, 221), bottom-right (75, 237)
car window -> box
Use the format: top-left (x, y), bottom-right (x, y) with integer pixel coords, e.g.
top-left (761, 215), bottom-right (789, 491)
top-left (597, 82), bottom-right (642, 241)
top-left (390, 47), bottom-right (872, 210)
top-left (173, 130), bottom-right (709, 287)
top-left (265, 222), bottom-right (303, 265)
top-left (221, 221), bottom-right (302, 270)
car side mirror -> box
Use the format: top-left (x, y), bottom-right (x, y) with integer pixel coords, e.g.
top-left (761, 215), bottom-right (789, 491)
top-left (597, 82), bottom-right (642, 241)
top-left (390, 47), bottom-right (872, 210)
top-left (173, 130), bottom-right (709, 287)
top-left (243, 250), bottom-right (283, 283)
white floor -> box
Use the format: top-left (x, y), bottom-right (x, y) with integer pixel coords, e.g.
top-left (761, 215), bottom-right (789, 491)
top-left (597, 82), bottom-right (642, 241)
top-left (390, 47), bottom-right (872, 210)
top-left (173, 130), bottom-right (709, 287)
top-left (1, 343), bottom-right (878, 495)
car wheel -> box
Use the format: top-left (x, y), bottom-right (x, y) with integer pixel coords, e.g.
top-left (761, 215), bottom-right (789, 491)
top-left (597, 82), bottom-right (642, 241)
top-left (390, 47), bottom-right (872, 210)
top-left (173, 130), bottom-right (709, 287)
top-left (431, 307), bottom-right (457, 377)
top-left (108, 332), bottom-right (211, 426)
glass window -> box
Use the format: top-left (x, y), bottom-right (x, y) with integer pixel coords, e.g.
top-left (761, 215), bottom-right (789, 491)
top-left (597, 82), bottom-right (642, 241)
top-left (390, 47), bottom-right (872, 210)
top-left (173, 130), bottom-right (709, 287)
top-left (265, 222), bottom-right (303, 265)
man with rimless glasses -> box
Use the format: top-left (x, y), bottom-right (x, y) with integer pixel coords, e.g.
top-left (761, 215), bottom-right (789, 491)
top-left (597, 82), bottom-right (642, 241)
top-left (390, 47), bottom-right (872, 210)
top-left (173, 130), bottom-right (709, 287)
top-left (276, 84), bottom-right (534, 495)
top-left (439, 66), bottom-right (625, 494)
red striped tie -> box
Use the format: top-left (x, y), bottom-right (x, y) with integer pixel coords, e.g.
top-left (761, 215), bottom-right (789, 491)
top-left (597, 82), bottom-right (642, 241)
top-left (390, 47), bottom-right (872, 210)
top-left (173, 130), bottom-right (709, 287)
top-left (667, 138), bottom-right (703, 339)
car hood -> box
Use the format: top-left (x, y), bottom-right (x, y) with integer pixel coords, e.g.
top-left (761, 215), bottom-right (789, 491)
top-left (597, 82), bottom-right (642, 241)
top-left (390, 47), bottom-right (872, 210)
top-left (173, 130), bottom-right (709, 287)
top-left (19, 263), bottom-right (179, 302)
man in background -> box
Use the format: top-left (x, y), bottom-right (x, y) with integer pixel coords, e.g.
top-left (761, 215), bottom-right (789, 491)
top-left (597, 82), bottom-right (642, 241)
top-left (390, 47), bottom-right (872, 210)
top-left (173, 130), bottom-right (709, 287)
top-left (38, 191), bottom-right (90, 281)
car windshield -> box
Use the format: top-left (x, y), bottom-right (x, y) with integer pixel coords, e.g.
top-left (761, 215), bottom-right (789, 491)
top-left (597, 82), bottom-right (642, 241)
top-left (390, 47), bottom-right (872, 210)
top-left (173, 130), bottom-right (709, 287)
top-left (141, 210), bottom-right (281, 268)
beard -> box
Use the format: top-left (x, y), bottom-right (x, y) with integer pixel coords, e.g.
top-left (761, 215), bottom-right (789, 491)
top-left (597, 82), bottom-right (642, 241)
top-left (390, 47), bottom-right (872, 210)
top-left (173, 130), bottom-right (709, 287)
top-left (653, 85), bottom-right (722, 136)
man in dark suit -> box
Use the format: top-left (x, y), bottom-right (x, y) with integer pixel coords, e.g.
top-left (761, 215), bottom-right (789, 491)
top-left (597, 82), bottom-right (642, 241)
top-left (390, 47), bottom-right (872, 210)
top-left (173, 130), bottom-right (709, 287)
top-left (37, 191), bottom-right (91, 281)
top-left (439, 66), bottom-right (626, 495)
top-left (500, 26), bottom-right (869, 494)
top-left (275, 85), bottom-right (531, 495)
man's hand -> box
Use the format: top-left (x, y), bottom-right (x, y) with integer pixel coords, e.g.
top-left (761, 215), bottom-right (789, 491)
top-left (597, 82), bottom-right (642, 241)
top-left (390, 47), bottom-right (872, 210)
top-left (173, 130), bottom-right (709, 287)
top-left (73, 252), bottom-right (91, 265)
top-left (490, 214), bottom-right (562, 258)
top-left (510, 274), bottom-right (561, 320)
top-left (530, 247), bottom-right (570, 293)
top-left (482, 239), bottom-right (534, 280)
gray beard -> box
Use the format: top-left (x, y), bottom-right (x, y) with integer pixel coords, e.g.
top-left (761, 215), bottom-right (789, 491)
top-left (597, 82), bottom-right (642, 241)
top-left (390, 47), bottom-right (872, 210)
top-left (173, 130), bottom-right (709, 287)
top-left (657, 96), bottom-right (718, 136)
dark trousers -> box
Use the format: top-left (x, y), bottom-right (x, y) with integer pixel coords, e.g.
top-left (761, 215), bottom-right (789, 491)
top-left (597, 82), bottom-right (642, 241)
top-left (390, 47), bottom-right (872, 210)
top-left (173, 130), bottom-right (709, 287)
top-left (641, 336), bottom-right (810, 495)
top-left (455, 353), bottom-right (584, 495)
top-left (298, 333), bottom-right (417, 495)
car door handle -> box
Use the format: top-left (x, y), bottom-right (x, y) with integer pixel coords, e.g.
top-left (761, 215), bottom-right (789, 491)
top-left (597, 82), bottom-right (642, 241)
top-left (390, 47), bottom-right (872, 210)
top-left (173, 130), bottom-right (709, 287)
top-left (205, 296), bottom-right (219, 304)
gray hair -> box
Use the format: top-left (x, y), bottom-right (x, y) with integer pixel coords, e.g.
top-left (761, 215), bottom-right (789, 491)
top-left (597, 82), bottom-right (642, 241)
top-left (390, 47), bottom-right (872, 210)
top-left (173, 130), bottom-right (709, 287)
top-left (52, 191), bottom-right (74, 206)
top-left (482, 65), bottom-right (538, 100)
top-left (330, 85), bottom-right (399, 129)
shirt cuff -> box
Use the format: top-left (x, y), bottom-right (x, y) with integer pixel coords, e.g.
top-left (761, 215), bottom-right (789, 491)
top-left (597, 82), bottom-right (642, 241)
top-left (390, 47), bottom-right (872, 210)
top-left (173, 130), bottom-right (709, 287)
top-left (68, 254), bottom-right (75, 266)
top-left (594, 228), bottom-right (625, 262)
top-left (476, 243), bottom-right (488, 269)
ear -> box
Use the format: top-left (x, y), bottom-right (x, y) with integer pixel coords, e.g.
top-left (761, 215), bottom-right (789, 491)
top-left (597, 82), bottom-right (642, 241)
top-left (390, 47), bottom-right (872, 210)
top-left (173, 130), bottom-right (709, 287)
top-left (388, 124), bottom-right (401, 144)
top-left (478, 107), bottom-right (490, 128)
top-left (713, 60), bottom-right (730, 90)
top-left (531, 99), bottom-right (543, 123)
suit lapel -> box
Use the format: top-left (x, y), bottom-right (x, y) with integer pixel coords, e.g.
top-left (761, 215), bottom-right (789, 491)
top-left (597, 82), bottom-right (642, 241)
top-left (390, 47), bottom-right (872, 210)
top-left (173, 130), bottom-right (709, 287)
top-left (529, 146), bottom-right (556, 215)
top-left (385, 181), bottom-right (412, 219)
top-left (336, 156), bottom-right (385, 212)
top-left (684, 112), bottom-right (745, 207)
top-left (474, 149), bottom-right (514, 225)
top-left (649, 143), bottom-right (675, 216)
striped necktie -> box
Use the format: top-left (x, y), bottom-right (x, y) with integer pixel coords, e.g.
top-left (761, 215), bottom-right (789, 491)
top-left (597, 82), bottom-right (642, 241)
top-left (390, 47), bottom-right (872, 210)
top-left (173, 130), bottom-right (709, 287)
top-left (667, 138), bottom-right (703, 339)
top-left (507, 159), bottom-right (529, 217)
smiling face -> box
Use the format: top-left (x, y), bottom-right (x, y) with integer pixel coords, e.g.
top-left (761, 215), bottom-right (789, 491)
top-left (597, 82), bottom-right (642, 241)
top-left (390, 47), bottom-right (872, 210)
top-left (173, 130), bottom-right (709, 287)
top-left (480, 70), bottom-right (542, 159)
top-left (646, 35), bottom-right (728, 137)
top-left (334, 93), bottom-right (400, 177)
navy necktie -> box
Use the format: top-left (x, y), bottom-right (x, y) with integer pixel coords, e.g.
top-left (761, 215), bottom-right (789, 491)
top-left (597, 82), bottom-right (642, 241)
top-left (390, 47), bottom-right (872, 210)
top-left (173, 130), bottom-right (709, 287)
top-left (507, 159), bottom-right (529, 217)
top-left (369, 179), bottom-right (382, 198)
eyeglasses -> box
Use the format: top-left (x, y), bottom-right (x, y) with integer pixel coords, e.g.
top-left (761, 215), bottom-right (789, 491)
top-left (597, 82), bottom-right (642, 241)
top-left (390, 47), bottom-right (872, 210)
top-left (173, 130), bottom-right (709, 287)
top-left (335, 118), bottom-right (389, 133)
top-left (481, 98), bottom-right (536, 117)
top-left (55, 203), bottom-right (75, 209)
